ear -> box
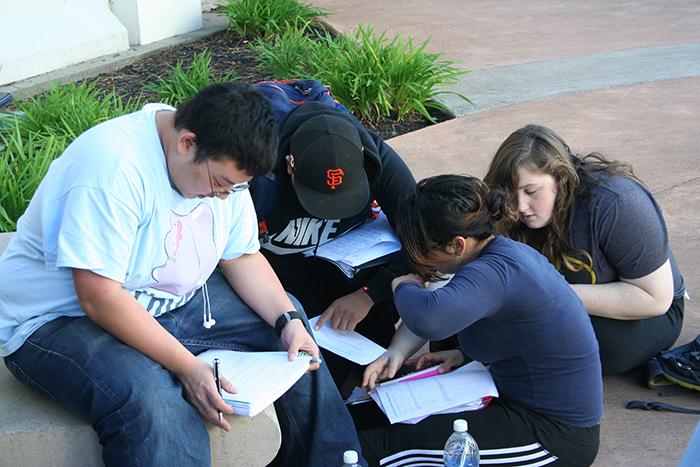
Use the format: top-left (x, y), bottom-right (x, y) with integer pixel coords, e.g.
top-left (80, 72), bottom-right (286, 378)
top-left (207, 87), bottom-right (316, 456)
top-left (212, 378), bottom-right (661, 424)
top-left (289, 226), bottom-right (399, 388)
top-left (451, 236), bottom-right (468, 257)
top-left (285, 154), bottom-right (295, 176)
top-left (177, 131), bottom-right (197, 156)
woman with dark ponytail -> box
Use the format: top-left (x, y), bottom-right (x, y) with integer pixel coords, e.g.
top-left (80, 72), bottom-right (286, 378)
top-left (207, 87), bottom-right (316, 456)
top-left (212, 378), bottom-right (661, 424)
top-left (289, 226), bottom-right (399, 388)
top-left (358, 175), bottom-right (602, 466)
top-left (484, 124), bottom-right (685, 375)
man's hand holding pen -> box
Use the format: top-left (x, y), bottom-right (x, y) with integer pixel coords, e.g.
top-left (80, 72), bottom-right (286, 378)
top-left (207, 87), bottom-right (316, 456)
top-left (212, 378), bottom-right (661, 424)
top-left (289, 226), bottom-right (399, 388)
top-left (175, 357), bottom-right (236, 431)
top-left (280, 319), bottom-right (322, 371)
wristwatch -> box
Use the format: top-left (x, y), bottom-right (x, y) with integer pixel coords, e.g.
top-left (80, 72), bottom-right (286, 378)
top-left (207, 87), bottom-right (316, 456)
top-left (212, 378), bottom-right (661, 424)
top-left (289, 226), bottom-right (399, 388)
top-left (275, 311), bottom-right (305, 336)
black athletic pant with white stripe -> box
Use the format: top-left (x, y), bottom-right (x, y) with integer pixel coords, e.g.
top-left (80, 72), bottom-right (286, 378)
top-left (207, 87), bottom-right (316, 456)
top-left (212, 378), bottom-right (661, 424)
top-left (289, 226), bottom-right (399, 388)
top-left (355, 398), bottom-right (599, 466)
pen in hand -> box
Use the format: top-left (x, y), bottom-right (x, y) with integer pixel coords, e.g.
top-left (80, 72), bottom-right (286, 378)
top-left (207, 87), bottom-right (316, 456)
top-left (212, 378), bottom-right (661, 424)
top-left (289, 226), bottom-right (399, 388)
top-left (213, 358), bottom-right (223, 424)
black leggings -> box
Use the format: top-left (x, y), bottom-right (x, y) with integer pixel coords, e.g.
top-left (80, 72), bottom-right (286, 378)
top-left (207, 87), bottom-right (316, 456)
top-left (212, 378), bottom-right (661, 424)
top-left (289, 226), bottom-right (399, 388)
top-left (354, 399), bottom-right (599, 467)
top-left (592, 296), bottom-right (684, 375)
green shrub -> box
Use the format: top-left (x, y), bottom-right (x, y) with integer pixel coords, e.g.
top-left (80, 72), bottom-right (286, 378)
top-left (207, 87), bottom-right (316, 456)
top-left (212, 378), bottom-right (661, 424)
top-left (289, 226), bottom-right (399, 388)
top-left (0, 80), bottom-right (141, 232)
top-left (0, 81), bottom-right (141, 141)
top-left (254, 25), bottom-right (470, 122)
top-left (252, 28), bottom-right (316, 79)
top-left (0, 128), bottom-right (66, 232)
top-left (144, 50), bottom-right (237, 106)
top-left (224, 0), bottom-right (327, 39)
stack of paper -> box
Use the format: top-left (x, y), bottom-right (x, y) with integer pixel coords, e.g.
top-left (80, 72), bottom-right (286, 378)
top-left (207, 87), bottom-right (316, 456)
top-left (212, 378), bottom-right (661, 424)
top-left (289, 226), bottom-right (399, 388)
top-left (369, 361), bottom-right (499, 424)
top-left (196, 350), bottom-right (311, 417)
top-left (345, 365), bottom-right (444, 406)
top-left (304, 212), bottom-right (401, 278)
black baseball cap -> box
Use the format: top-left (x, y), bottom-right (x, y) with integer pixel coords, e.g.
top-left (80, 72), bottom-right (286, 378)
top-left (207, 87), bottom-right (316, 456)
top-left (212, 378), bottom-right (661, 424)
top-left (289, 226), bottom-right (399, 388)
top-left (289, 114), bottom-right (369, 219)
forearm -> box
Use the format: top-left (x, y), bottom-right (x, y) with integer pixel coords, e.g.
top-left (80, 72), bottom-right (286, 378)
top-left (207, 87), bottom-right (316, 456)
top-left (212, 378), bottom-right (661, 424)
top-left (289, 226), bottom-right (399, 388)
top-left (80, 286), bottom-right (197, 374)
top-left (572, 281), bottom-right (672, 320)
top-left (393, 280), bottom-right (462, 340)
top-left (219, 251), bottom-right (296, 326)
top-left (389, 322), bottom-right (428, 359)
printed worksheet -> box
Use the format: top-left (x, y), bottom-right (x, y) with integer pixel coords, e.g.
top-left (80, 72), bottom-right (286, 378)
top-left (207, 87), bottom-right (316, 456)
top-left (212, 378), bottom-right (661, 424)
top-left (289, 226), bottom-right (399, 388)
top-left (309, 316), bottom-right (387, 365)
top-left (373, 361), bottom-right (498, 424)
top-left (303, 212), bottom-right (401, 277)
top-left (197, 350), bottom-right (311, 416)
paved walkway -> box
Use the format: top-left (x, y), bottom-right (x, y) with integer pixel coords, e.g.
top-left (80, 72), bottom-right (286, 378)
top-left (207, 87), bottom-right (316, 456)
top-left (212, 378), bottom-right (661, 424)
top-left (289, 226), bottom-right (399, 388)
top-left (2, 2), bottom-right (698, 464)
top-left (311, 1), bottom-right (700, 465)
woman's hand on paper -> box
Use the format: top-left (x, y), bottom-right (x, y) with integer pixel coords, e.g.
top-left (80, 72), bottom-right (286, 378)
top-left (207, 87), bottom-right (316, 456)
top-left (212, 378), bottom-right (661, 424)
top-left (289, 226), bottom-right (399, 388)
top-left (362, 349), bottom-right (406, 390)
top-left (315, 288), bottom-right (374, 332)
top-left (414, 349), bottom-right (465, 373)
top-left (280, 319), bottom-right (322, 371)
top-left (391, 273), bottom-right (424, 292)
top-left (177, 357), bottom-right (236, 431)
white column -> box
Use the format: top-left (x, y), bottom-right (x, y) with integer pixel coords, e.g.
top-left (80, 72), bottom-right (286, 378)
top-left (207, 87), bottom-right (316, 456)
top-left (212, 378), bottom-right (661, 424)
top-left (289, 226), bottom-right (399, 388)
top-left (110, 0), bottom-right (203, 46)
top-left (0, 0), bottom-right (129, 86)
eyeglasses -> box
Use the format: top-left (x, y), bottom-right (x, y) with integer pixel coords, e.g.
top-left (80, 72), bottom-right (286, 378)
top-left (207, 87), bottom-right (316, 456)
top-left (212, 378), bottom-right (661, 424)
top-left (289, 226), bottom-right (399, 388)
top-left (206, 161), bottom-right (250, 198)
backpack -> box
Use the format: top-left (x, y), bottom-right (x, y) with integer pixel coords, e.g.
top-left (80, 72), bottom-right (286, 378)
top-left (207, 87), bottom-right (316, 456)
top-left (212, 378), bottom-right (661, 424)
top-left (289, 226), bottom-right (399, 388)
top-left (626, 335), bottom-right (700, 414)
top-left (252, 79), bottom-right (348, 125)
top-left (250, 79), bottom-right (350, 220)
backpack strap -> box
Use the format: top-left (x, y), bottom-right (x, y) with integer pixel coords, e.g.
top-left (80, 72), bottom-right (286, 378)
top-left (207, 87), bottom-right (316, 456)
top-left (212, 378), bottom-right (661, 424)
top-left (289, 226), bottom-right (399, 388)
top-left (626, 400), bottom-right (700, 415)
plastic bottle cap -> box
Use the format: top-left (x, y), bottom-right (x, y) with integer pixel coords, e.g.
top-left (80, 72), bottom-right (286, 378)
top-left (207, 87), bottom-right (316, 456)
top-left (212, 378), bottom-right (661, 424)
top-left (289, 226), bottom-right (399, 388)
top-left (343, 450), bottom-right (359, 464)
top-left (453, 419), bottom-right (468, 432)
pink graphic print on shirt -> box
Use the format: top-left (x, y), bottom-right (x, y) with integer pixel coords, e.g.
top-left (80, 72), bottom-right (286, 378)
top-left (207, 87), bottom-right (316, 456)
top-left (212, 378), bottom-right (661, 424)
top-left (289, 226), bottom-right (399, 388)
top-left (152, 203), bottom-right (218, 295)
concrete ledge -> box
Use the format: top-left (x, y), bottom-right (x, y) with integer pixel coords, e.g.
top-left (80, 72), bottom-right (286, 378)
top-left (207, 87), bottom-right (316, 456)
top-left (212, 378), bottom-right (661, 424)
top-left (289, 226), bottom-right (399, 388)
top-left (0, 232), bottom-right (281, 467)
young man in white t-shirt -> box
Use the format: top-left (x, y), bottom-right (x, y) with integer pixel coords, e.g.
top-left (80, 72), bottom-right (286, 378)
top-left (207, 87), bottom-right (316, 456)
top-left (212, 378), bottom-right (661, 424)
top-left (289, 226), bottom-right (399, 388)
top-left (0, 83), bottom-right (366, 466)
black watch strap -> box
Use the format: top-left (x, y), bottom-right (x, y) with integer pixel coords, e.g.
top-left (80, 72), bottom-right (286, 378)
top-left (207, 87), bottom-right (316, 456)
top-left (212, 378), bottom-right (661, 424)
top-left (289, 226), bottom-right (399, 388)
top-left (275, 311), bottom-right (304, 336)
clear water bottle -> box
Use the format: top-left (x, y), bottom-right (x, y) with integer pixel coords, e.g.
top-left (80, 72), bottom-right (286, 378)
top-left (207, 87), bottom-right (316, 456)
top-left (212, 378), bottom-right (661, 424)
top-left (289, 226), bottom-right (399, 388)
top-left (342, 449), bottom-right (361, 467)
top-left (443, 419), bottom-right (479, 466)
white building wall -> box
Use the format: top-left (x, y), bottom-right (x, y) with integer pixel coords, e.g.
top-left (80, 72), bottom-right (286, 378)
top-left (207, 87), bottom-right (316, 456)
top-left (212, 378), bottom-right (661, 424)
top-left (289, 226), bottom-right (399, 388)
top-left (0, 0), bottom-right (209, 86)
top-left (0, 0), bottom-right (129, 86)
top-left (110, 0), bottom-right (203, 46)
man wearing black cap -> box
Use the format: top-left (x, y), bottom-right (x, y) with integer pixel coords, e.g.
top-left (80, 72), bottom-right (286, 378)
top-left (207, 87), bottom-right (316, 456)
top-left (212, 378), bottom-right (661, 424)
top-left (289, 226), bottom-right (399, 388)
top-left (251, 101), bottom-right (415, 385)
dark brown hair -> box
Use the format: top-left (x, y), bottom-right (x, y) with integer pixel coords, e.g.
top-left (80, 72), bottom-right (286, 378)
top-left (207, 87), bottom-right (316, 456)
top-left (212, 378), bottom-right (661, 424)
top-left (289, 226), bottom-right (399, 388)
top-left (484, 124), bottom-right (639, 271)
top-left (395, 174), bottom-right (513, 280)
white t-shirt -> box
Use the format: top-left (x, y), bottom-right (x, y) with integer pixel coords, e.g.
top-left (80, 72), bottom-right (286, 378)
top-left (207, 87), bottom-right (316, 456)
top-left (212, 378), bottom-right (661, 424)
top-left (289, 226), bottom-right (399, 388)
top-left (0, 104), bottom-right (259, 356)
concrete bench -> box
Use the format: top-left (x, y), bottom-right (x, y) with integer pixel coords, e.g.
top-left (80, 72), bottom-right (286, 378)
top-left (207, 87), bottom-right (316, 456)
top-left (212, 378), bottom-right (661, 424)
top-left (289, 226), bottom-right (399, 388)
top-left (0, 232), bottom-right (281, 467)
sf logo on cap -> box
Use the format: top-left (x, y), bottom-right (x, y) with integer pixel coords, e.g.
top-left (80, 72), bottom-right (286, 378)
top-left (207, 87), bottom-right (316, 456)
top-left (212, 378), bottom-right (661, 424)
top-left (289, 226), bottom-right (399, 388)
top-left (326, 168), bottom-right (344, 190)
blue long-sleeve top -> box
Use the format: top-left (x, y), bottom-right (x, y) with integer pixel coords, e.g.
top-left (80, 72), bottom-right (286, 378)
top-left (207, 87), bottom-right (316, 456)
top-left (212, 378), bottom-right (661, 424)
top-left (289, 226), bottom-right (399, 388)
top-left (394, 236), bottom-right (603, 428)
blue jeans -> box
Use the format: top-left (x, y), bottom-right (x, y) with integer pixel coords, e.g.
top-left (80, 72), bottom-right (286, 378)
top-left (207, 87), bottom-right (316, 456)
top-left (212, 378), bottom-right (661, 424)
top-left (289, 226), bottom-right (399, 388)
top-left (4, 269), bottom-right (366, 467)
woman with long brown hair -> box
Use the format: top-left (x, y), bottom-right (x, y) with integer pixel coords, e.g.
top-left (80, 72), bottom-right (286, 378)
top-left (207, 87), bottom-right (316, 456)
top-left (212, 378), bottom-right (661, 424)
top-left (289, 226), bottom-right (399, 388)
top-left (484, 124), bottom-right (685, 375)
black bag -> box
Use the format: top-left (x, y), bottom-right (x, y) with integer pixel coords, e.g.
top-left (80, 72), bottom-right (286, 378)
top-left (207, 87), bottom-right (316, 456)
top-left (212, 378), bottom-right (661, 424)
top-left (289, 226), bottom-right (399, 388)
top-left (626, 335), bottom-right (700, 414)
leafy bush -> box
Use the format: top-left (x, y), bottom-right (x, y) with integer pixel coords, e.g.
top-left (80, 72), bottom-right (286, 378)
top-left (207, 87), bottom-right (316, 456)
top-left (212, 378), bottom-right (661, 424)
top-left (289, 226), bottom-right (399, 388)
top-left (252, 28), bottom-right (315, 79)
top-left (224, 0), bottom-right (327, 39)
top-left (0, 81), bottom-right (141, 141)
top-left (254, 25), bottom-right (470, 122)
top-left (0, 128), bottom-right (66, 231)
top-left (0, 80), bottom-right (141, 232)
top-left (144, 50), bottom-right (237, 106)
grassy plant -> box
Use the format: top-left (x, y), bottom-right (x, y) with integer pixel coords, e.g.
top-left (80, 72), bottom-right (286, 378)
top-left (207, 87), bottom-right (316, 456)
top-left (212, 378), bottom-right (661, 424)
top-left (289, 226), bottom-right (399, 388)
top-left (224, 0), bottom-right (327, 39)
top-left (252, 28), bottom-right (317, 79)
top-left (0, 81), bottom-right (142, 141)
top-left (0, 80), bottom-right (141, 231)
top-left (0, 128), bottom-right (67, 232)
top-left (254, 25), bottom-right (470, 122)
top-left (144, 50), bottom-right (237, 106)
